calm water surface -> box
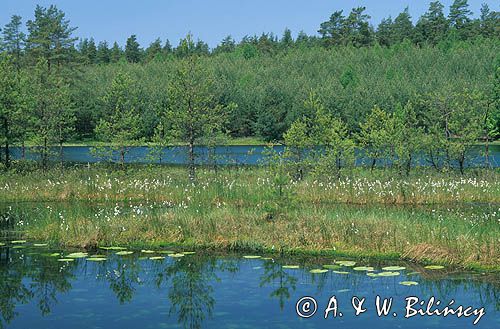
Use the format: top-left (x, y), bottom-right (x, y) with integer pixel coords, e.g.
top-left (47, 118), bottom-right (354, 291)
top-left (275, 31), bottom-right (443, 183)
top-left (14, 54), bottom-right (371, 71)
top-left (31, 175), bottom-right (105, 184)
top-left (9, 144), bottom-right (500, 167)
top-left (0, 245), bottom-right (498, 329)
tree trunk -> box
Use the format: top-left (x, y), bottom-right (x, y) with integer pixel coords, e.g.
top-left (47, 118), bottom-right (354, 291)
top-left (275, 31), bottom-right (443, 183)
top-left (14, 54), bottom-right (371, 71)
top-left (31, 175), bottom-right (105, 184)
top-left (188, 140), bottom-right (195, 181)
top-left (4, 118), bottom-right (9, 168)
top-left (120, 146), bottom-right (125, 170)
top-left (370, 158), bottom-right (377, 171)
top-left (59, 140), bottom-right (64, 172)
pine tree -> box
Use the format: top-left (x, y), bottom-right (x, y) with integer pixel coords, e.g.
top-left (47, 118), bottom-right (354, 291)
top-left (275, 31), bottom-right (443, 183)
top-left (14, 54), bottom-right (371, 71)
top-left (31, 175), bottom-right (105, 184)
top-left (449, 0), bottom-right (473, 39)
top-left (2, 15), bottom-right (25, 70)
top-left (415, 1), bottom-right (449, 45)
top-left (145, 38), bottom-right (162, 61)
top-left (125, 34), bottom-right (142, 63)
top-left (26, 5), bottom-right (78, 69)
top-left (96, 41), bottom-right (110, 64)
top-left (392, 7), bottom-right (414, 42)
top-left (110, 42), bottom-right (122, 63)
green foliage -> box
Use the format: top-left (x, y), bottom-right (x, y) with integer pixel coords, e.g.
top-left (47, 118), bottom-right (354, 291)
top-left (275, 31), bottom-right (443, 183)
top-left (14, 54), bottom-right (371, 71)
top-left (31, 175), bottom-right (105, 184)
top-left (93, 72), bottom-right (142, 166)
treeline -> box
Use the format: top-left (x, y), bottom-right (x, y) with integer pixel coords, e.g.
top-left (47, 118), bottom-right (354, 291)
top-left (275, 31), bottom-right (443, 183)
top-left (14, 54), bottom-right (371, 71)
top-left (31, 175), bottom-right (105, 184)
top-left (0, 2), bottom-right (499, 175)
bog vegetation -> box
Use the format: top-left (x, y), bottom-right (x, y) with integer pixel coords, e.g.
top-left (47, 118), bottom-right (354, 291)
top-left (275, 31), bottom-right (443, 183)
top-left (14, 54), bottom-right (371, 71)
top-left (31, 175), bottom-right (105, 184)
top-left (0, 2), bottom-right (499, 268)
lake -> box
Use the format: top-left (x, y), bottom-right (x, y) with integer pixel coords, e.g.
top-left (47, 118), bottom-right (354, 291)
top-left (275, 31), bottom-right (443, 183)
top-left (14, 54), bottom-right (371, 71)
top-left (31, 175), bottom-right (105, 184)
top-left (0, 244), bottom-right (498, 329)
top-left (7, 144), bottom-right (500, 167)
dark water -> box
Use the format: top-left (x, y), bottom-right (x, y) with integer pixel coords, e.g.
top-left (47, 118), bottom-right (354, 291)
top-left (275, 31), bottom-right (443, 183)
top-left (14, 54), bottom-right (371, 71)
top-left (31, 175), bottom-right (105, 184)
top-left (0, 245), bottom-right (498, 329)
top-left (7, 144), bottom-right (500, 167)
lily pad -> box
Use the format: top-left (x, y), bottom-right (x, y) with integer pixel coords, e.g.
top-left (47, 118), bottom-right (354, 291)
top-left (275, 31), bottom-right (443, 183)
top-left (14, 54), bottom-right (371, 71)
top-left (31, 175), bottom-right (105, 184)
top-left (57, 258), bottom-right (75, 262)
top-left (336, 260), bottom-right (356, 267)
top-left (243, 255), bottom-right (261, 259)
top-left (12, 246), bottom-right (25, 249)
top-left (116, 251), bottom-right (134, 256)
top-left (353, 266), bottom-right (374, 271)
top-left (49, 253), bottom-right (61, 257)
top-left (11, 240), bottom-right (27, 244)
top-left (309, 269), bottom-right (329, 274)
top-left (168, 253), bottom-right (185, 258)
top-left (332, 271), bottom-right (350, 275)
top-left (400, 281), bottom-right (419, 286)
top-left (377, 271), bottom-right (400, 277)
top-left (261, 257), bottom-right (273, 260)
top-left (367, 272), bottom-right (379, 277)
top-left (99, 246), bottom-right (127, 251)
top-left (424, 265), bottom-right (445, 270)
top-left (141, 250), bottom-right (156, 254)
top-left (183, 251), bottom-right (196, 255)
top-left (89, 254), bottom-right (107, 258)
top-left (33, 243), bottom-right (48, 247)
top-left (66, 252), bottom-right (88, 258)
top-left (407, 271), bottom-right (420, 275)
top-left (382, 266), bottom-right (406, 271)
top-left (0, 243), bottom-right (5, 246)
top-left (282, 265), bottom-right (300, 269)
top-left (149, 256), bottom-right (165, 260)
top-left (87, 258), bottom-right (107, 262)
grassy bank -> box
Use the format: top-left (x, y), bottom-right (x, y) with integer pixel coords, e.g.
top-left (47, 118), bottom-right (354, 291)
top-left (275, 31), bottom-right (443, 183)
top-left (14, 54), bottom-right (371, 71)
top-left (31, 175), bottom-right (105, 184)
top-left (0, 166), bottom-right (499, 270)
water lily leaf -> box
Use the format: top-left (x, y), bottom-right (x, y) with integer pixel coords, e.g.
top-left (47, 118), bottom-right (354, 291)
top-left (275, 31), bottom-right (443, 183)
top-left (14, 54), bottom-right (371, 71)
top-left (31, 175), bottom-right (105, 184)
top-left (367, 273), bottom-right (379, 277)
top-left (424, 265), bottom-right (444, 270)
top-left (399, 281), bottom-right (419, 286)
top-left (33, 243), bottom-right (48, 247)
top-left (336, 260), bottom-right (356, 267)
top-left (89, 254), bottom-right (106, 258)
top-left (310, 269), bottom-right (328, 274)
top-left (49, 253), bottom-right (61, 257)
top-left (377, 271), bottom-right (400, 277)
top-left (182, 252), bottom-right (196, 255)
top-left (168, 253), bottom-right (185, 258)
top-left (149, 256), bottom-right (165, 260)
top-left (116, 251), bottom-right (133, 256)
top-left (12, 246), bottom-right (25, 249)
top-left (243, 255), bottom-right (261, 259)
top-left (332, 271), bottom-right (349, 275)
top-left (353, 266), bottom-right (374, 271)
top-left (11, 240), bottom-right (27, 244)
top-left (58, 258), bottom-right (75, 262)
top-left (252, 266), bottom-right (262, 270)
top-left (382, 266), bottom-right (406, 271)
top-left (0, 243), bottom-right (5, 246)
top-left (261, 257), bottom-right (273, 260)
top-left (99, 246), bottom-right (127, 251)
top-left (87, 258), bottom-right (107, 262)
top-left (66, 252), bottom-right (88, 258)
top-left (323, 264), bottom-right (341, 270)
top-left (407, 271), bottom-right (420, 275)
top-left (141, 250), bottom-right (156, 254)
top-left (282, 265), bottom-right (300, 269)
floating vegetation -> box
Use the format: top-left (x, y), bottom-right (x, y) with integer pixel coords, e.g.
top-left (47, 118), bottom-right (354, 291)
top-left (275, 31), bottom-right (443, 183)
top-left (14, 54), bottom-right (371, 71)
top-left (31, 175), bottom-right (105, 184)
top-left (332, 271), bottom-right (350, 275)
top-left (400, 281), bottom-right (419, 286)
top-left (149, 256), bottom-right (165, 260)
top-left (99, 246), bottom-right (127, 251)
top-left (382, 266), bottom-right (406, 271)
top-left (261, 257), bottom-right (273, 260)
top-left (322, 264), bottom-right (342, 270)
top-left (424, 265), bottom-right (445, 270)
top-left (282, 265), bottom-right (300, 269)
top-left (33, 243), bottom-right (48, 247)
top-left (87, 258), bottom-right (107, 262)
top-left (49, 253), bottom-right (60, 257)
top-left (336, 260), bottom-right (356, 267)
top-left (141, 250), bottom-right (156, 254)
top-left (309, 269), bottom-right (329, 274)
top-left (168, 253), bottom-right (185, 258)
top-left (116, 251), bottom-right (134, 256)
top-left (57, 258), bottom-right (74, 262)
top-left (66, 252), bottom-right (88, 258)
top-left (11, 240), bottom-right (27, 244)
top-left (0, 243), bottom-right (5, 246)
top-left (243, 255), bottom-right (261, 259)
top-left (353, 266), bottom-right (374, 271)
top-left (12, 246), bottom-right (25, 249)
top-left (377, 271), bottom-right (400, 277)
top-left (338, 289), bottom-right (350, 293)
top-left (407, 271), bottom-right (420, 275)
top-left (89, 254), bottom-right (106, 258)
top-left (183, 251), bottom-right (196, 255)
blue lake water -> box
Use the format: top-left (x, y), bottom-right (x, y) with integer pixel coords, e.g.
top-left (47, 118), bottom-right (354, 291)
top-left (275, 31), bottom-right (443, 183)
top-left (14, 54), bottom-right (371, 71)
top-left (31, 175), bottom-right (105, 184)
top-left (0, 245), bottom-right (498, 329)
top-left (7, 144), bottom-right (500, 167)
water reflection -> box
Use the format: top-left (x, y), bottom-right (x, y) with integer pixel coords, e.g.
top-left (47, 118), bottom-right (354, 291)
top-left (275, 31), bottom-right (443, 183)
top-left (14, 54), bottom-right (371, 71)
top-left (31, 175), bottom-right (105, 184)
top-left (0, 246), bottom-right (498, 329)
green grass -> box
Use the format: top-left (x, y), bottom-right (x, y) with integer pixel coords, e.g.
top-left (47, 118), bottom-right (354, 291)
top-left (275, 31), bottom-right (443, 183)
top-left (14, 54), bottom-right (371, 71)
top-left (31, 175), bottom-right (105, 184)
top-left (0, 165), bottom-right (499, 270)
